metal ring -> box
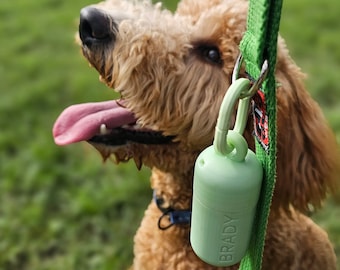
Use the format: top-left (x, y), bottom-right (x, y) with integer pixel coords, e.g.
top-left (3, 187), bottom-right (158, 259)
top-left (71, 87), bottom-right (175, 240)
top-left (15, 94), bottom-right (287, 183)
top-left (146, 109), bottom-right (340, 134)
top-left (232, 53), bottom-right (269, 99)
top-left (240, 60), bottom-right (269, 98)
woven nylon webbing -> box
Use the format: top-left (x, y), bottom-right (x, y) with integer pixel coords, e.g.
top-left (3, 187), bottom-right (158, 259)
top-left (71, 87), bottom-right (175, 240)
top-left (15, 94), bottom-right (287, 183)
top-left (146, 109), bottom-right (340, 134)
top-left (239, 0), bottom-right (283, 269)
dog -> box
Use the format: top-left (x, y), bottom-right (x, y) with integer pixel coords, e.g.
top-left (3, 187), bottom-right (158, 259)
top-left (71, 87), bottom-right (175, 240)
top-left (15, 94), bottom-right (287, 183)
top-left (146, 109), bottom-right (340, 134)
top-left (53, 0), bottom-right (339, 269)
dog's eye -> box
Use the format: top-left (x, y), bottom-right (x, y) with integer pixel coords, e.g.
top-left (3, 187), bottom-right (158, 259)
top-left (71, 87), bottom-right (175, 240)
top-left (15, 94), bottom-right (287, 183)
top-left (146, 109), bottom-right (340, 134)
top-left (196, 45), bottom-right (222, 65)
top-left (205, 48), bottom-right (221, 63)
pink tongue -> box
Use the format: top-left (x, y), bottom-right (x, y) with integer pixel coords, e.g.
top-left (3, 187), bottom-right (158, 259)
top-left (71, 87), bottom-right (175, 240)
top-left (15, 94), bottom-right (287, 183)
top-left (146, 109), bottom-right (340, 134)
top-left (53, 100), bottom-right (136, 145)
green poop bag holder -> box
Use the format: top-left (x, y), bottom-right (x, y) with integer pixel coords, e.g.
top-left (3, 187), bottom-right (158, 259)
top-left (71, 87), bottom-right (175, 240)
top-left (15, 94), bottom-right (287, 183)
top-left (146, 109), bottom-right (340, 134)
top-left (190, 59), bottom-right (268, 267)
top-left (191, 0), bottom-right (282, 267)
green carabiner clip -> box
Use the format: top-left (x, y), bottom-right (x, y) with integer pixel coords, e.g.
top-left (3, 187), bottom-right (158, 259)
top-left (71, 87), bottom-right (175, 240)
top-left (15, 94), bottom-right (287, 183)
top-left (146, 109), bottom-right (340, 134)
top-left (214, 78), bottom-right (251, 161)
top-left (214, 55), bottom-right (268, 161)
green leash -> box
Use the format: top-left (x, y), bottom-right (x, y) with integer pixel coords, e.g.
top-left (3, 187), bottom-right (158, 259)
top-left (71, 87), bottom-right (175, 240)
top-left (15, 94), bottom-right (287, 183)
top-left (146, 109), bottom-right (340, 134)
top-left (239, 0), bottom-right (283, 269)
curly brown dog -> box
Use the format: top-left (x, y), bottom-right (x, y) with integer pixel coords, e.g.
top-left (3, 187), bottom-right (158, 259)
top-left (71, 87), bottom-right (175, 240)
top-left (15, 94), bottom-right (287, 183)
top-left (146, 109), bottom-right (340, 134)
top-left (53, 0), bottom-right (339, 269)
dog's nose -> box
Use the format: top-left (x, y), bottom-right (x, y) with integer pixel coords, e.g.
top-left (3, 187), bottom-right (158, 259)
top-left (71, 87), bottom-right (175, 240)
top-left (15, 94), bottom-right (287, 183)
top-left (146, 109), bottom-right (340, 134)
top-left (79, 7), bottom-right (114, 47)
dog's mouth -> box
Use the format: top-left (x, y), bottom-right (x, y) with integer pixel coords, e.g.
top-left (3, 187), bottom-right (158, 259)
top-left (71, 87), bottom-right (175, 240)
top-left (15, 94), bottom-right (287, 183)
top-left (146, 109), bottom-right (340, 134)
top-left (53, 99), bottom-right (174, 147)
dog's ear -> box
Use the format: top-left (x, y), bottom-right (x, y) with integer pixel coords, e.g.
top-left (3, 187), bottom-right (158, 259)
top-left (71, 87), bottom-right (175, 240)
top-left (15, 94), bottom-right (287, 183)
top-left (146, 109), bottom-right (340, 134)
top-left (271, 40), bottom-right (339, 212)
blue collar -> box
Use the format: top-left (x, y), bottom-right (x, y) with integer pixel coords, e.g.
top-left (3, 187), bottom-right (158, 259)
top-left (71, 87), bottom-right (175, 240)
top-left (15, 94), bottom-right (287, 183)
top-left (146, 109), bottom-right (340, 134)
top-left (153, 190), bottom-right (192, 230)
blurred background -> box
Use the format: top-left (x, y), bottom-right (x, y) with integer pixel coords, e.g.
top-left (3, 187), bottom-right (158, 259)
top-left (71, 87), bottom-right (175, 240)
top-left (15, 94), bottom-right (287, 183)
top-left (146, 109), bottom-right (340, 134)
top-left (0, 0), bottom-right (339, 269)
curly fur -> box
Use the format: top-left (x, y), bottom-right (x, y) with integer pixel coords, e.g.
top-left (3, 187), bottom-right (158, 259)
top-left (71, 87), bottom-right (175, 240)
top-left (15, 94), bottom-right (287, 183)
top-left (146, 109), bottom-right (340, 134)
top-left (75, 0), bottom-right (339, 269)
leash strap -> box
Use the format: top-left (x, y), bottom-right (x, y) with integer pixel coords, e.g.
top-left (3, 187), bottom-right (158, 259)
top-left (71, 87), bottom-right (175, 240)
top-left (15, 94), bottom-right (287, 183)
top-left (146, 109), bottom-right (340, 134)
top-left (239, 0), bottom-right (282, 269)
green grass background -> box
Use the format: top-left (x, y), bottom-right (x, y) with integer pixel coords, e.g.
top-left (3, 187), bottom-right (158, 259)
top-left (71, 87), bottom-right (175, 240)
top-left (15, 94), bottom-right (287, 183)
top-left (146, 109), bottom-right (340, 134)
top-left (0, 0), bottom-right (339, 269)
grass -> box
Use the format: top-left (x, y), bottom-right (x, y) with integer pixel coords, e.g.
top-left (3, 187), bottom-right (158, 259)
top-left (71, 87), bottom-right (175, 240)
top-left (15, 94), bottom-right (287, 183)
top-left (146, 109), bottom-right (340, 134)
top-left (0, 0), bottom-right (339, 269)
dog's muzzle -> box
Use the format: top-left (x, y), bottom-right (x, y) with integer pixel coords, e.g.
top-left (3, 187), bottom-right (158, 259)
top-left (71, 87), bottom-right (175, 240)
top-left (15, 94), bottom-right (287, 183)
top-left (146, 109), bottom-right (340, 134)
top-left (79, 7), bottom-right (116, 48)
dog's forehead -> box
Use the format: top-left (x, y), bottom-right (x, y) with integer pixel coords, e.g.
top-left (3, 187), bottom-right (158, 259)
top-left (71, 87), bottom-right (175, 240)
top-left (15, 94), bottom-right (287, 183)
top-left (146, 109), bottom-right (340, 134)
top-left (191, 5), bottom-right (246, 37)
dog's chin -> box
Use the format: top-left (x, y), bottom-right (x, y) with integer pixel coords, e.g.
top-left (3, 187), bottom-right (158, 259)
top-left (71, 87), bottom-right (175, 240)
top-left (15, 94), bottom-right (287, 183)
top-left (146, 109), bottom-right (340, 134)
top-left (87, 126), bottom-right (175, 169)
top-left (89, 141), bottom-right (141, 168)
